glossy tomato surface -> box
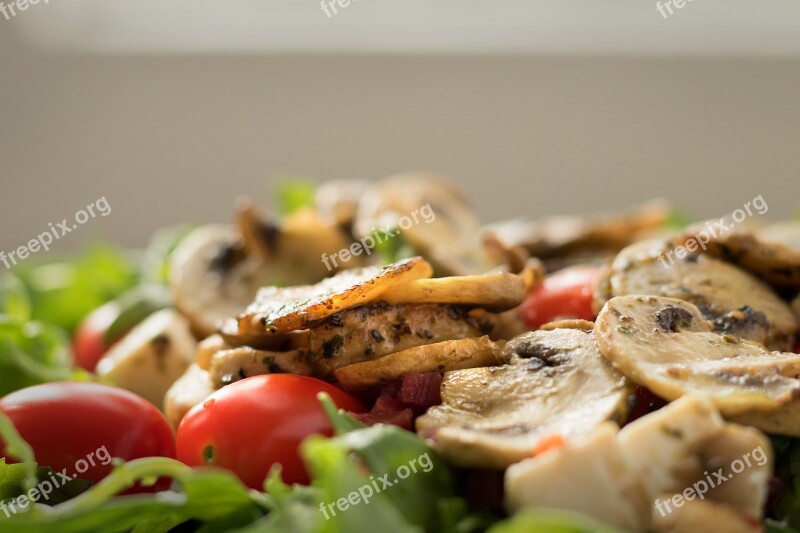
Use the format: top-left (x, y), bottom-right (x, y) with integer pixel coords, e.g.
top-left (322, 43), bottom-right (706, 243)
top-left (176, 374), bottom-right (364, 488)
top-left (72, 301), bottom-right (121, 372)
top-left (0, 382), bottom-right (176, 489)
top-left (519, 266), bottom-right (599, 329)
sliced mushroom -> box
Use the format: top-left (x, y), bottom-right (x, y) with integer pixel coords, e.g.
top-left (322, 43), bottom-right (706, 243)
top-left (353, 173), bottom-right (490, 275)
top-left (170, 225), bottom-right (306, 338)
top-left (595, 295), bottom-right (800, 415)
top-left (416, 328), bottom-right (631, 469)
top-left (96, 309), bottom-right (197, 407)
top-left (314, 178), bottom-right (372, 229)
top-left (380, 272), bottom-right (526, 311)
top-left (306, 302), bottom-right (493, 374)
top-left (505, 396), bottom-right (772, 532)
top-left (333, 336), bottom-right (505, 392)
top-left (209, 347), bottom-right (314, 389)
top-left (482, 199), bottom-right (671, 260)
top-left (236, 257), bottom-right (433, 335)
top-left (237, 199), bottom-right (358, 276)
top-left (164, 364), bottom-right (215, 430)
top-left (599, 238), bottom-right (797, 350)
top-left (677, 220), bottom-right (800, 290)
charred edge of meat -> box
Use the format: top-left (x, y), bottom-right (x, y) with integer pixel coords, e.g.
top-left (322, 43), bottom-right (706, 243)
top-left (655, 306), bottom-right (695, 333)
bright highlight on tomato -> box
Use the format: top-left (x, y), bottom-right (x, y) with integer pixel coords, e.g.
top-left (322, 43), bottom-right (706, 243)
top-left (176, 374), bottom-right (364, 488)
top-left (519, 266), bottom-right (599, 329)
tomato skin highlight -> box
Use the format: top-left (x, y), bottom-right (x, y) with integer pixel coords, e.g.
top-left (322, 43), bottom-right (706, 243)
top-left (176, 374), bottom-right (364, 488)
top-left (0, 382), bottom-right (176, 491)
top-left (518, 266), bottom-right (599, 329)
top-left (72, 302), bottom-right (121, 372)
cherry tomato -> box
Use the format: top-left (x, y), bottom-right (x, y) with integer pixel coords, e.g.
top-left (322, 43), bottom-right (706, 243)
top-left (0, 382), bottom-right (176, 491)
top-left (176, 375), bottom-right (364, 488)
top-left (519, 266), bottom-right (599, 329)
top-left (72, 301), bottom-right (121, 372)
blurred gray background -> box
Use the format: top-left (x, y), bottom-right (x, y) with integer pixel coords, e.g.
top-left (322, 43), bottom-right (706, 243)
top-left (1, 1), bottom-right (799, 253)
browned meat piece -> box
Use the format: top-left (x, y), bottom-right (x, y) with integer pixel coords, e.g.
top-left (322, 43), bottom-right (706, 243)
top-left (306, 301), bottom-right (494, 374)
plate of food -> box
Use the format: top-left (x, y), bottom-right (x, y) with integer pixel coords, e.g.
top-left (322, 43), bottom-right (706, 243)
top-left (1, 174), bottom-right (799, 533)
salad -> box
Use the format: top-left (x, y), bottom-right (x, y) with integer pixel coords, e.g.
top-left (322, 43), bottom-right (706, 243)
top-left (1, 173), bottom-right (799, 533)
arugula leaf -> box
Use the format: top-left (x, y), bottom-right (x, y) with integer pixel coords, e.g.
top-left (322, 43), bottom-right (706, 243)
top-left (140, 224), bottom-right (194, 285)
top-left (275, 180), bottom-right (317, 216)
top-left (664, 206), bottom-right (693, 230)
top-left (0, 412), bottom-right (37, 493)
top-left (0, 318), bottom-right (88, 397)
top-left (0, 272), bottom-right (32, 323)
top-left (369, 229), bottom-right (416, 265)
top-left (13, 245), bottom-right (137, 333)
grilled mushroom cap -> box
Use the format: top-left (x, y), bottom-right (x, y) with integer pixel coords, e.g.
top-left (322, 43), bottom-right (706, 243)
top-left (170, 226), bottom-right (279, 337)
top-left (353, 172), bottom-right (490, 275)
top-left (482, 199), bottom-right (670, 260)
top-left (677, 220), bottom-right (800, 290)
top-left (595, 295), bottom-right (800, 415)
top-left (416, 327), bottom-right (631, 469)
top-left (597, 238), bottom-right (797, 350)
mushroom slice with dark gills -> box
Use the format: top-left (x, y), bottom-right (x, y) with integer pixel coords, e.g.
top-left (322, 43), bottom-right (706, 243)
top-left (236, 257), bottom-right (433, 335)
top-left (598, 238), bottom-right (797, 350)
top-left (415, 327), bottom-right (631, 469)
top-left (676, 220), bottom-right (800, 290)
top-left (352, 172), bottom-right (492, 276)
top-left (481, 199), bottom-right (671, 262)
top-left (306, 301), bottom-right (494, 374)
top-left (595, 295), bottom-right (800, 416)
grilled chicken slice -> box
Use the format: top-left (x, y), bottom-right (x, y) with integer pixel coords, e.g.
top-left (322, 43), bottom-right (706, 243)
top-left (381, 272), bottom-right (526, 311)
top-left (416, 328), bottom-right (631, 469)
top-left (237, 257), bottom-right (433, 335)
top-left (595, 295), bottom-right (800, 415)
top-left (334, 336), bottom-right (505, 391)
top-left (208, 347), bottom-right (314, 389)
top-left (598, 238), bottom-right (797, 350)
top-left (677, 220), bottom-right (800, 290)
top-left (218, 318), bottom-right (310, 352)
top-left (306, 301), bottom-right (493, 374)
top-left (505, 396), bottom-right (772, 532)
top-left (96, 309), bottom-right (196, 406)
top-left (505, 423), bottom-right (650, 531)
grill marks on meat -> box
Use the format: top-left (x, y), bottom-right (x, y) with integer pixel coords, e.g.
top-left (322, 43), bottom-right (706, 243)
top-left (305, 301), bottom-right (493, 374)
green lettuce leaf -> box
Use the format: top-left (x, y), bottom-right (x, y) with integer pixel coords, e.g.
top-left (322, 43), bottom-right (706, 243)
top-left (12, 245), bottom-right (137, 334)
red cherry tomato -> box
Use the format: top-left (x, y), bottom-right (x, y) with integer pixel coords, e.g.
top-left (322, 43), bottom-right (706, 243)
top-left (0, 382), bottom-right (176, 491)
top-left (72, 301), bottom-right (121, 372)
top-left (176, 375), bottom-right (364, 488)
top-left (519, 266), bottom-right (599, 329)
